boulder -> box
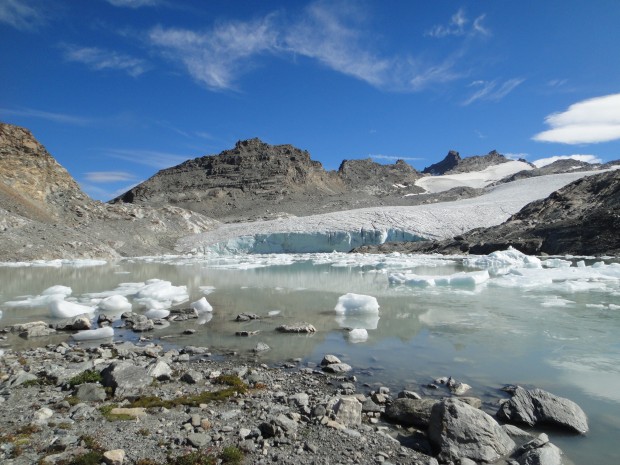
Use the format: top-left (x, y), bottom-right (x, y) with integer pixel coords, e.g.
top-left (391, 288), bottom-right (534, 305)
top-left (101, 361), bottom-right (153, 398)
top-left (428, 399), bottom-right (515, 463)
top-left (53, 314), bottom-right (92, 331)
top-left (497, 386), bottom-right (589, 434)
top-left (384, 398), bottom-right (438, 428)
top-left (333, 396), bottom-right (362, 426)
top-left (147, 360), bottom-right (172, 381)
top-left (12, 321), bottom-right (56, 338)
top-left (513, 434), bottom-right (563, 465)
top-left (75, 383), bottom-right (106, 402)
top-left (322, 363), bottom-right (352, 374)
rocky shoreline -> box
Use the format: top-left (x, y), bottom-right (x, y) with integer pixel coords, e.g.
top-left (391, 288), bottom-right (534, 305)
top-left (0, 328), bottom-right (587, 465)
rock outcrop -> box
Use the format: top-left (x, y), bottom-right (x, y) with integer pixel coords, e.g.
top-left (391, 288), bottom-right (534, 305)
top-left (0, 122), bottom-right (218, 260)
top-left (423, 149), bottom-right (516, 176)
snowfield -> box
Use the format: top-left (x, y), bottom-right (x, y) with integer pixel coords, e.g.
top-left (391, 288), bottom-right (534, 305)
top-left (177, 170), bottom-right (611, 255)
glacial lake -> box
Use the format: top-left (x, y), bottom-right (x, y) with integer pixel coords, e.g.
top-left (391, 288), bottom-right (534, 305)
top-left (1, 251), bottom-right (619, 465)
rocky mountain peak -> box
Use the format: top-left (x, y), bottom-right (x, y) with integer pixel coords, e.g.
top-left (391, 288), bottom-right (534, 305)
top-left (422, 150), bottom-right (461, 175)
top-left (0, 123), bottom-right (86, 215)
top-left (422, 149), bottom-right (510, 176)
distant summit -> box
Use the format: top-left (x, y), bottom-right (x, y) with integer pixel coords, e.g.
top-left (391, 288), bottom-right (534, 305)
top-left (113, 138), bottom-right (425, 221)
top-left (423, 149), bottom-right (513, 176)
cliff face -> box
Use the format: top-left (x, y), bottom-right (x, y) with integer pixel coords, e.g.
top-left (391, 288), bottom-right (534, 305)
top-left (0, 124), bottom-right (88, 221)
top-left (113, 138), bottom-right (425, 221)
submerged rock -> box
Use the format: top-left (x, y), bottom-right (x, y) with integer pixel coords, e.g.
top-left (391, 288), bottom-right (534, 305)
top-left (497, 386), bottom-right (589, 434)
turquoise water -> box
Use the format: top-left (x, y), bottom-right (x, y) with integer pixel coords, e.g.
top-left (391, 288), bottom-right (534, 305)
top-left (1, 253), bottom-right (619, 465)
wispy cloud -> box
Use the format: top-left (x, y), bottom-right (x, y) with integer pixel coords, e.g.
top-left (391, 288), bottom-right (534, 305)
top-left (532, 154), bottom-right (602, 168)
top-left (63, 45), bottom-right (148, 77)
top-left (80, 180), bottom-right (141, 201)
top-left (147, 1), bottom-right (465, 93)
top-left (504, 152), bottom-right (529, 160)
top-left (370, 154), bottom-right (423, 161)
top-left (0, 0), bottom-right (44, 31)
top-left (426, 8), bottom-right (489, 38)
top-left (83, 171), bottom-right (137, 183)
top-left (533, 93), bottom-right (620, 144)
top-left (104, 149), bottom-right (189, 169)
top-left (462, 78), bottom-right (524, 105)
top-left (106, 0), bottom-right (163, 8)
top-left (148, 15), bottom-right (278, 91)
top-left (0, 107), bottom-right (93, 125)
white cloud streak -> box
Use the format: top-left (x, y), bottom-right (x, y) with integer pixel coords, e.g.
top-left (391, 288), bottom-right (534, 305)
top-left (533, 93), bottom-right (620, 144)
top-left (147, 1), bottom-right (464, 92)
top-left (104, 149), bottom-right (189, 169)
top-left (149, 16), bottom-right (278, 91)
top-left (106, 0), bottom-right (162, 8)
top-left (83, 171), bottom-right (137, 183)
top-left (63, 45), bottom-right (148, 77)
top-left (532, 154), bottom-right (602, 168)
top-left (463, 78), bottom-right (524, 105)
top-left (426, 8), bottom-right (489, 38)
top-left (0, 0), bottom-right (43, 31)
top-left (0, 107), bottom-right (93, 125)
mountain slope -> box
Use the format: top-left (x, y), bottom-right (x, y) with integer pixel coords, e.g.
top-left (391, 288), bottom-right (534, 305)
top-left (0, 122), bottom-right (218, 260)
top-left (355, 168), bottom-right (620, 256)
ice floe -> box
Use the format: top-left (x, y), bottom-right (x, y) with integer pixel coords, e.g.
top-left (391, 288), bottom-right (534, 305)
top-left (49, 299), bottom-right (95, 319)
top-left (72, 327), bottom-right (114, 341)
top-left (145, 309), bottom-right (170, 319)
top-left (97, 295), bottom-right (132, 313)
top-left (389, 270), bottom-right (490, 288)
top-left (464, 247), bottom-right (542, 269)
top-left (191, 297), bottom-right (213, 313)
top-left (335, 293), bottom-right (379, 314)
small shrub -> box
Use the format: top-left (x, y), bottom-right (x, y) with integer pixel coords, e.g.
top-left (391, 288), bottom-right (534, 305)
top-left (167, 451), bottom-right (216, 465)
top-left (220, 446), bottom-right (244, 465)
top-left (68, 370), bottom-right (103, 387)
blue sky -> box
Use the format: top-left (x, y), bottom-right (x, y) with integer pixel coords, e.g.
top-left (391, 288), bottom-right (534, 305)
top-left (1, 0), bottom-right (619, 200)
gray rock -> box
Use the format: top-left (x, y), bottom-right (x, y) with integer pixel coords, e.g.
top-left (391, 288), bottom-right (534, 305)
top-left (384, 398), bottom-right (438, 428)
top-left (276, 322), bottom-right (316, 333)
top-left (100, 361), bottom-right (153, 398)
top-left (334, 396), bottom-right (362, 426)
top-left (181, 369), bottom-right (203, 384)
top-left (75, 383), bottom-right (106, 402)
top-left (4, 369), bottom-right (38, 388)
top-left (288, 392), bottom-right (309, 408)
top-left (497, 386), bottom-right (589, 434)
top-left (321, 354), bottom-right (341, 365)
top-left (236, 313), bottom-right (260, 321)
top-left (428, 398), bottom-right (515, 463)
top-left (147, 360), bottom-right (172, 381)
top-left (274, 413), bottom-right (298, 435)
top-left (398, 390), bottom-right (422, 400)
top-left (361, 399), bottom-right (382, 413)
top-left (12, 321), bottom-right (56, 338)
top-left (253, 342), bottom-right (270, 352)
top-left (322, 363), bottom-right (352, 374)
top-left (186, 433), bottom-right (212, 448)
top-left (515, 435), bottom-right (563, 465)
top-left (53, 315), bottom-right (92, 331)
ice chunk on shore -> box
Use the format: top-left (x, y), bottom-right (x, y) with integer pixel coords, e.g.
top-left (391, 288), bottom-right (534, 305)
top-left (335, 293), bottom-right (379, 314)
top-left (145, 309), bottom-right (170, 319)
top-left (347, 328), bottom-right (368, 342)
top-left (389, 270), bottom-right (489, 288)
top-left (464, 247), bottom-right (542, 269)
top-left (49, 299), bottom-right (95, 319)
top-left (97, 295), bottom-right (132, 313)
top-left (191, 297), bottom-right (213, 313)
top-left (72, 326), bottom-right (114, 341)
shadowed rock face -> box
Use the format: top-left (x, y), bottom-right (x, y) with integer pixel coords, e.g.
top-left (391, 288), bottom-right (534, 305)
top-left (113, 138), bottom-right (427, 221)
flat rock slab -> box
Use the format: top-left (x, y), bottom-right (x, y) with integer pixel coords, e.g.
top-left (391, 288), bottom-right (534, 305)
top-left (497, 386), bottom-right (589, 434)
top-left (384, 398), bottom-right (439, 428)
top-left (276, 322), bottom-right (316, 333)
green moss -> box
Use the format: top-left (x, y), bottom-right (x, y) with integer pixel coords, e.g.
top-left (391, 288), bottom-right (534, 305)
top-left (67, 370), bottom-right (103, 387)
top-left (65, 450), bottom-right (104, 465)
top-left (98, 405), bottom-right (134, 421)
top-left (215, 375), bottom-right (248, 393)
top-left (220, 446), bottom-right (244, 465)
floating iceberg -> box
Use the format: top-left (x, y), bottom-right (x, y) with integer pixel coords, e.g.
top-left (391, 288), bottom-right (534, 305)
top-left (72, 326), bottom-right (114, 341)
top-left (145, 309), bottom-right (170, 319)
top-left (49, 299), bottom-right (95, 319)
top-left (97, 295), bottom-right (132, 313)
top-left (389, 270), bottom-right (489, 288)
top-left (191, 297), bottom-right (213, 313)
top-left (464, 247), bottom-right (542, 269)
top-left (335, 293), bottom-right (379, 314)
top-left (42, 285), bottom-right (72, 296)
